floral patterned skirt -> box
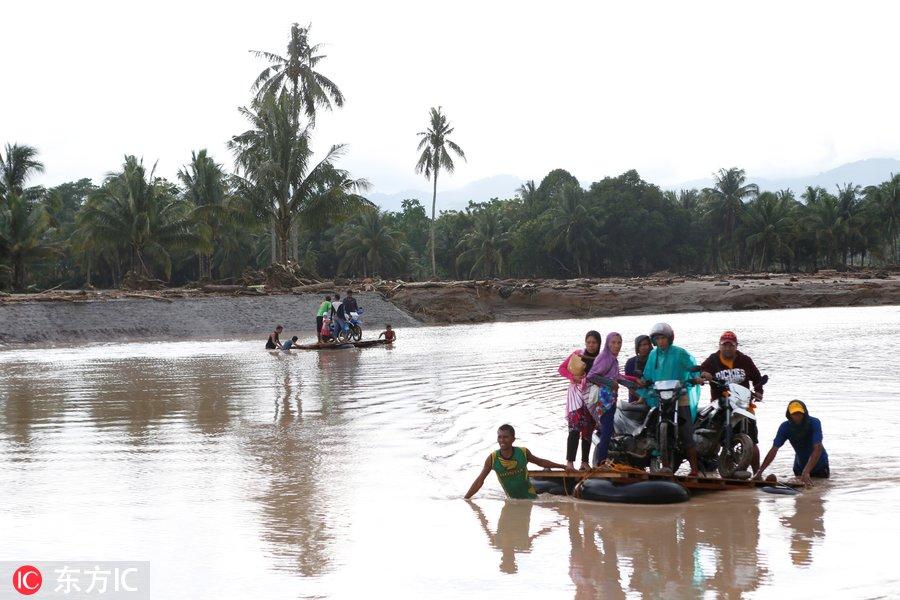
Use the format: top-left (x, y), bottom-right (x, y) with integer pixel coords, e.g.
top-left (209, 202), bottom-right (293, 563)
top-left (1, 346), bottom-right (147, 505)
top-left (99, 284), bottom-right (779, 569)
top-left (566, 405), bottom-right (595, 439)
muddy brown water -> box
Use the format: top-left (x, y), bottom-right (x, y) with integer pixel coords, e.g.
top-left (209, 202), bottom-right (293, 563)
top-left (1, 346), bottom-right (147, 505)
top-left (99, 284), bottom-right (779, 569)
top-left (1, 306), bottom-right (898, 598)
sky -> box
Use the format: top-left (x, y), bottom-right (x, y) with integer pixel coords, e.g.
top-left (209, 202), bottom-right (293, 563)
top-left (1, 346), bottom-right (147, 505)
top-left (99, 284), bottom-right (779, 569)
top-left (2, 0), bottom-right (899, 194)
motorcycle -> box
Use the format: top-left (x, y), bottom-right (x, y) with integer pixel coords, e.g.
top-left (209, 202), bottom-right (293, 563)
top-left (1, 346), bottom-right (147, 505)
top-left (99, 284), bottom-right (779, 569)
top-left (693, 374), bottom-right (768, 478)
top-left (347, 309), bottom-right (364, 342)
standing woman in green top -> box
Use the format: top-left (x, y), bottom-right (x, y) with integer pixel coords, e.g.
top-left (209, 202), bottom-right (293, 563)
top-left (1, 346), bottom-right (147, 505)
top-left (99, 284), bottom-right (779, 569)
top-left (465, 424), bottom-right (569, 499)
top-left (316, 295), bottom-right (332, 342)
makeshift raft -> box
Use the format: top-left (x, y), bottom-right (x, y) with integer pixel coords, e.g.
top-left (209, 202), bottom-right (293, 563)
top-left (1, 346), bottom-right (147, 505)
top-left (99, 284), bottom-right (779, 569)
top-left (291, 339), bottom-right (390, 351)
top-left (529, 469), bottom-right (805, 494)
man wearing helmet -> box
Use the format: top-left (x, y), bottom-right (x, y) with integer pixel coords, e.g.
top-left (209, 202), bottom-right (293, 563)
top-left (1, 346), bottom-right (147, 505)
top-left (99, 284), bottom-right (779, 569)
top-left (638, 322), bottom-right (703, 476)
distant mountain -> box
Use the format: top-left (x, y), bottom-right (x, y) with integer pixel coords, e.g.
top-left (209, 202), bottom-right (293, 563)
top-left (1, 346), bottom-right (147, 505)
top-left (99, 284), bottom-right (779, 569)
top-left (672, 158), bottom-right (900, 194)
top-left (367, 174), bottom-right (524, 212)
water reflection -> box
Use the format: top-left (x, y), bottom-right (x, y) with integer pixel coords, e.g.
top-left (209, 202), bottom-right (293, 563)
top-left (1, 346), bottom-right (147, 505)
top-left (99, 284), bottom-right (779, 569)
top-left (467, 500), bottom-right (555, 574)
top-left (780, 493), bottom-right (827, 567)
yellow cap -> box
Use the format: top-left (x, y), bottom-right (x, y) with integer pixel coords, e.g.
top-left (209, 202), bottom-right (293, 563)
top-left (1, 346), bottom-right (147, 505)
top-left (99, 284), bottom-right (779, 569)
top-left (787, 401), bottom-right (805, 415)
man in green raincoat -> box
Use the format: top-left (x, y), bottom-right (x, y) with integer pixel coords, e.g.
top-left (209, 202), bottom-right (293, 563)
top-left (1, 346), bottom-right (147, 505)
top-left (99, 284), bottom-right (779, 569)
top-left (638, 322), bottom-right (703, 476)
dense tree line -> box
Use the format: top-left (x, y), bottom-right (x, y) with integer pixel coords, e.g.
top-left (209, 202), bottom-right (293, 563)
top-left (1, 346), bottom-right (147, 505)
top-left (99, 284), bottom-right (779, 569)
top-left (1, 27), bottom-right (898, 290)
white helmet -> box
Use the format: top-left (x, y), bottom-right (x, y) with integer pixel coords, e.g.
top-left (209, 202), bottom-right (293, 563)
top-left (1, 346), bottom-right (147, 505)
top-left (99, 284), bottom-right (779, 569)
top-left (649, 322), bottom-right (674, 345)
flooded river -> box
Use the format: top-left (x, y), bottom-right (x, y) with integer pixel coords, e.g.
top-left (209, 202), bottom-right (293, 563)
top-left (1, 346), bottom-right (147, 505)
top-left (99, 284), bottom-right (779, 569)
top-left (1, 306), bottom-right (898, 598)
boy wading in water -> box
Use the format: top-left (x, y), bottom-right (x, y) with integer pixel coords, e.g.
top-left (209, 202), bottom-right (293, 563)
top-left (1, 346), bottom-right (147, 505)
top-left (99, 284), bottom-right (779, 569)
top-left (465, 424), bottom-right (569, 499)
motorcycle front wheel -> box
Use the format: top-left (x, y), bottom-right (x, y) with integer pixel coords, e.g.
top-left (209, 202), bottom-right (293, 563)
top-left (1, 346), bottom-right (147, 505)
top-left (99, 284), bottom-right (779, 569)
top-left (717, 433), bottom-right (754, 478)
top-left (350, 326), bottom-right (362, 342)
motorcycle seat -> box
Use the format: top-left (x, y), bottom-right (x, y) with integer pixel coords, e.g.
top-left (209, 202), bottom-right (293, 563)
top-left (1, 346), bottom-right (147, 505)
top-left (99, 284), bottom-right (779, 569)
top-left (617, 400), bottom-right (649, 418)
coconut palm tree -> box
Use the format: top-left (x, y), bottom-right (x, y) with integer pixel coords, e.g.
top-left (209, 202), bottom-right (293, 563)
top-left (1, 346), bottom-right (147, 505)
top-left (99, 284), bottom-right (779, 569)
top-left (802, 192), bottom-right (842, 268)
top-left (337, 209), bottom-right (405, 277)
top-left (455, 208), bottom-right (509, 278)
top-left (79, 156), bottom-right (203, 280)
top-left (0, 143), bottom-right (44, 200)
top-left (545, 182), bottom-right (600, 276)
top-left (0, 192), bottom-right (54, 289)
top-left (864, 174), bottom-right (899, 263)
top-left (230, 91), bottom-right (370, 264)
top-left (250, 23), bottom-right (344, 123)
top-left (178, 150), bottom-right (229, 280)
top-left (415, 106), bottom-right (466, 277)
top-left (742, 192), bottom-right (796, 270)
top-left (703, 168), bottom-right (758, 269)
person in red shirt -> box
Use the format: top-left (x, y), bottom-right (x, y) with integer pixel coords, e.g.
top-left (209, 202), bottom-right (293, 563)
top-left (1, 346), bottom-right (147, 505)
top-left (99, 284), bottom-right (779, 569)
top-left (700, 331), bottom-right (765, 470)
top-left (379, 324), bottom-right (396, 343)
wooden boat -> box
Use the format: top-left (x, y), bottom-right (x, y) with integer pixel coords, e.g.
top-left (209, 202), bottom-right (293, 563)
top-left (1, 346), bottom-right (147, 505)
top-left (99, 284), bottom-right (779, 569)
top-left (289, 339), bottom-right (391, 351)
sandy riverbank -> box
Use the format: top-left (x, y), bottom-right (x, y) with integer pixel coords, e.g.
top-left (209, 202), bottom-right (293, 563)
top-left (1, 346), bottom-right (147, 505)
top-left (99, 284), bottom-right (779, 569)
top-left (1, 271), bottom-right (897, 343)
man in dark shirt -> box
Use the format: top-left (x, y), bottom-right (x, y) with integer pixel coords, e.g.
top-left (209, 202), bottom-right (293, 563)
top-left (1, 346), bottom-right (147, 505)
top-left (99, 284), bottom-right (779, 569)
top-left (343, 289), bottom-right (359, 314)
top-left (623, 334), bottom-right (652, 403)
top-left (700, 331), bottom-right (765, 470)
top-left (753, 400), bottom-right (829, 485)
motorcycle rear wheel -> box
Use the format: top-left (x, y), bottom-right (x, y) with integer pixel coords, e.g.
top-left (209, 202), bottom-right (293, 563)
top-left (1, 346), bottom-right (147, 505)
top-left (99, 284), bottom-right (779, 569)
top-left (717, 433), bottom-right (754, 478)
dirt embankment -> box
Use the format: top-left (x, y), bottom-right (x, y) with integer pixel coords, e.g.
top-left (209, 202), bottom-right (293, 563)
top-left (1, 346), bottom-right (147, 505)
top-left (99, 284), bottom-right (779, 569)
top-left (1, 270), bottom-right (897, 343)
top-left (381, 271), bottom-right (900, 324)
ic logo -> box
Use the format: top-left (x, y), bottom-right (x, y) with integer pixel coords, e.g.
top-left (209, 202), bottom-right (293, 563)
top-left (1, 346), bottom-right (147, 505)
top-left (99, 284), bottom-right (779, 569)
top-left (12, 565), bottom-right (42, 595)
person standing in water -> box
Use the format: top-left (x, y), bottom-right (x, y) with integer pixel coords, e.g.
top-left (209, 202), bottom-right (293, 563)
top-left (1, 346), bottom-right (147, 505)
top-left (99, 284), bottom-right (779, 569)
top-left (753, 400), bottom-right (829, 485)
top-left (465, 424), bottom-right (569, 499)
top-left (585, 332), bottom-right (623, 465)
top-left (379, 324), bottom-right (396, 343)
top-left (266, 325), bottom-right (284, 349)
top-left (558, 331), bottom-right (602, 470)
top-left (316, 295), bottom-right (332, 343)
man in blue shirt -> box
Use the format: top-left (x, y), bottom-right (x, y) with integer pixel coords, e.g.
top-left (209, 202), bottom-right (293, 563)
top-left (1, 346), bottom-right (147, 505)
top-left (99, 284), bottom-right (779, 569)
top-left (753, 400), bottom-right (829, 484)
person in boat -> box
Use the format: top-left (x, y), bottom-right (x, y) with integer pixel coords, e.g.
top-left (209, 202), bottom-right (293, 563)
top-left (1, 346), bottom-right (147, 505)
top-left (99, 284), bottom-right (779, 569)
top-left (753, 400), bottom-right (829, 485)
top-left (266, 325), bottom-right (284, 349)
top-left (558, 330), bottom-right (601, 470)
top-left (465, 424), bottom-right (570, 499)
top-left (316, 295), bottom-right (332, 343)
top-left (282, 335), bottom-right (299, 350)
top-left (343, 289), bottom-right (359, 315)
top-left (378, 324), bottom-right (396, 343)
top-left (637, 322), bottom-right (703, 476)
top-left (624, 334), bottom-right (651, 402)
top-left (585, 332), bottom-right (623, 466)
top-left (699, 330), bottom-right (766, 471)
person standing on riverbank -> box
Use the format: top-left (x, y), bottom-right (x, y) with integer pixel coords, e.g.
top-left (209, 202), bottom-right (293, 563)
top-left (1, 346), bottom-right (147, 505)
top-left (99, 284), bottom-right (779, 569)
top-left (316, 296), bottom-right (332, 342)
top-left (465, 424), bottom-right (570, 499)
top-left (558, 331), bottom-right (601, 470)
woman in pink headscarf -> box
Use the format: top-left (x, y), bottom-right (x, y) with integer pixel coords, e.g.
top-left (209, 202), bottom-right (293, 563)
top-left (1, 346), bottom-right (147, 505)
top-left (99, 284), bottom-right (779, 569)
top-left (585, 332), bottom-right (623, 465)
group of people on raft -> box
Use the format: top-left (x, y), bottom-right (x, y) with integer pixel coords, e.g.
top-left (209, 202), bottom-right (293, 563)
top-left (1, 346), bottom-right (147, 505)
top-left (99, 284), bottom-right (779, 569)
top-left (466, 322), bottom-right (830, 500)
top-left (264, 289), bottom-right (396, 350)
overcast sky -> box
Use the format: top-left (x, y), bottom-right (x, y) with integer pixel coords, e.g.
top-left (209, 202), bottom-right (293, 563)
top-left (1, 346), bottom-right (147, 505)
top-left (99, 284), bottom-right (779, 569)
top-left (2, 0), bottom-right (898, 194)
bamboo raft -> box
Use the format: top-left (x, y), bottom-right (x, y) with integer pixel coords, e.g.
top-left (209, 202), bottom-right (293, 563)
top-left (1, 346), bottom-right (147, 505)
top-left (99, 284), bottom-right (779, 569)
top-left (528, 469), bottom-right (806, 492)
top-left (291, 339), bottom-right (390, 351)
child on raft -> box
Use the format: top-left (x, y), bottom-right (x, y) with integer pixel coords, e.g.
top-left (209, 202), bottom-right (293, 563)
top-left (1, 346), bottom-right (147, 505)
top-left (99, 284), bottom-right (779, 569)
top-left (558, 330), bottom-right (602, 470)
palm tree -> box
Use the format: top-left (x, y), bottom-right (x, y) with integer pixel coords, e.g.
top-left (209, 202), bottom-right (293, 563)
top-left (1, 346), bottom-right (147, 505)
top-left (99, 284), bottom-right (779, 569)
top-left (178, 150), bottom-right (229, 280)
top-left (802, 192), bottom-right (842, 268)
top-left (230, 91), bottom-right (370, 264)
top-left (0, 143), bottom-right (44, 200)
top-left (415, 106), bottom-right (466, 277)
top-left (337, 210), bottom-right (405, 277)
top-left (456, 208), bottom-right (509, 278)
top-left (703, 168), bottom-right (759, 269)
top-left (864, 174), bottom-right (899, 263)
top-left (79, 156), bottom-right (203, 280)
top-left (545, 182), bottom-right (600, 276)
top-left (516, 180), bottom-right (538, 211)
top-left (742, 192), bottom-right (796, 270)
top-left (250, 23), bottom-right (344, 123)
top-left (0, 192), bottom-right (55, 289)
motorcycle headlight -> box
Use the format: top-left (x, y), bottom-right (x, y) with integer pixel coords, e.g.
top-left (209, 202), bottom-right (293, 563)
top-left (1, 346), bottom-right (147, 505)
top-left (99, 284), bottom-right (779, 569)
top-left (659, 391), bottom-right (674, 400)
